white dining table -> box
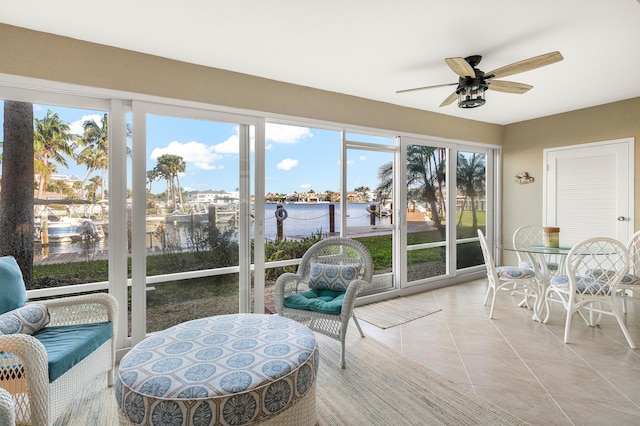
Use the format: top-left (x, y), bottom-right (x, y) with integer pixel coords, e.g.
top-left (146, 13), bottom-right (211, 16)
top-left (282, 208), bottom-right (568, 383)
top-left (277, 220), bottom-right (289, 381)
top-left (498, 243), bottom-right (572, 321)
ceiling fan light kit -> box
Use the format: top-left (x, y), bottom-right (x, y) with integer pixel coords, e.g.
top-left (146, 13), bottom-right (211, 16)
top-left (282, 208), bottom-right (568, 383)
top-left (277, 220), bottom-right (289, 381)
top-left (456, 74), bottom-right (488, 108)
top-left (397, 51), bottom-right (563, 109)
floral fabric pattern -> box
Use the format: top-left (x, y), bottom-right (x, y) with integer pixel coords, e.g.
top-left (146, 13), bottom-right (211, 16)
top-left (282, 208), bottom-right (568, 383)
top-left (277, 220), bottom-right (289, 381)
top-left (308, 263), bottom-right (358, 291)
top-left (495, 266), bottom-right (535, 279)
top-left (117, 314), bottom-right (318, 425)
top-left (0, 303), bottom-right (49, 335)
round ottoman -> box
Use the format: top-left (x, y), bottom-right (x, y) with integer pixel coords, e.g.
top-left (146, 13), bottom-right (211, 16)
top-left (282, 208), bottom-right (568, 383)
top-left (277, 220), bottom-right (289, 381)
top-left (116, 314), bottom-right (319, 426)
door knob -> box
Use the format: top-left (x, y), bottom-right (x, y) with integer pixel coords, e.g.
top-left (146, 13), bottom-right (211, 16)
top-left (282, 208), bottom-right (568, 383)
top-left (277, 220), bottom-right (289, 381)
top-left (617, 216), bottom-right (626, 221)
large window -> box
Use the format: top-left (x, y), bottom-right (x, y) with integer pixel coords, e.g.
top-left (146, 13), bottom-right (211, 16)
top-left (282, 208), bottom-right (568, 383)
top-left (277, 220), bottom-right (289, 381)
top-left (1, 80), bottom-right (498, 353)
top-left (0, 98), bottom-right (112, 293)
top-left (130, 104), bottom-right (255, 338)
top-left (455, 150), bottom-right (487, 270)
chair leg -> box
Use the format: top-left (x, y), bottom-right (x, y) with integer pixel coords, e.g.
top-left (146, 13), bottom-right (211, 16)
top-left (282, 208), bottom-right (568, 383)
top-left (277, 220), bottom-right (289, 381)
top-left (340, 338), bottom-right (347, 369)
top-left (564, 308), bottom-right (574, 344)
top-left (488, 288), bottom-right (497, 319)
top-left (483, 285), bottom-right (492, 306)
top-left (352, 313), bottom-right (365, 338)
top-left (610, 301), bottom-right (637, 349)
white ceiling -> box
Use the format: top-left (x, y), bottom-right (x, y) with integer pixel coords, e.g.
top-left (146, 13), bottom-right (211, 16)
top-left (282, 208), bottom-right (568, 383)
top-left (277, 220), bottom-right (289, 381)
top-left (3, 0), bottom-right (640, 125)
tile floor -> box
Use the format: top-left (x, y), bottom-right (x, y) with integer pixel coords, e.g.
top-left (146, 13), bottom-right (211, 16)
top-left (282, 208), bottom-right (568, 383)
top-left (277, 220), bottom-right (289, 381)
top-left (358, 278), bottom-right (640, 426)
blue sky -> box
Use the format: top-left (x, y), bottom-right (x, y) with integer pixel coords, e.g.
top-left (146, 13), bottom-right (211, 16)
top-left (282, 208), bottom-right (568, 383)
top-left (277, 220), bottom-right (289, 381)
top-left (1, 103), bottom-right (394, 195)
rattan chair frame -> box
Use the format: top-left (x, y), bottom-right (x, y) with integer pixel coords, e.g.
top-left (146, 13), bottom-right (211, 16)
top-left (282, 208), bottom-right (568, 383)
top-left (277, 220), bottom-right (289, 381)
top-left (478, 229), bottom-right (540, 319)
top-left (0, 293), bottom-right (118, 425)
top-left (274, 237), bottom-right (373, 369)
top-left (619, 230), bottom-right (640, 313)
top-left (543, 237), bottom-right (635, 348)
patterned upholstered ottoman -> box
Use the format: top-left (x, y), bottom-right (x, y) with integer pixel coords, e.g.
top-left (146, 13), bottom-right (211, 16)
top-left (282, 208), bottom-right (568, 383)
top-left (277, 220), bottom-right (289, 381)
top-left (116, 314), bottom-right (319, 426)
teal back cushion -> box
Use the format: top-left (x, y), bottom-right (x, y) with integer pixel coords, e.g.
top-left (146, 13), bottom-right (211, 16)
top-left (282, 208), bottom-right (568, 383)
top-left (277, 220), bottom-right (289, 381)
top-left (0, 256), bottom-right (28, 314)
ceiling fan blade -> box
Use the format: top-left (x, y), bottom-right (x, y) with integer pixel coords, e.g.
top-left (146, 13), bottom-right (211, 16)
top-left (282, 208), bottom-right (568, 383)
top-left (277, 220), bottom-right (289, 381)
top-left (396, 82), bottom-right (457, 94)
top-left (439, 91), bottom-right (458, 107)
top-left (487, 80), bottom-right (533, 94)
top-left (486, 51), bottom-right (563, 79)
top-left (445, 57), bottom-right (476, 78)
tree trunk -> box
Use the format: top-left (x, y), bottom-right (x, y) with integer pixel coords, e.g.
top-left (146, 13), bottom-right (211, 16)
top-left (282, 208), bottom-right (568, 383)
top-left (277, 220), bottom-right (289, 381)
top-left (1, 101), bottom-right (35, 284)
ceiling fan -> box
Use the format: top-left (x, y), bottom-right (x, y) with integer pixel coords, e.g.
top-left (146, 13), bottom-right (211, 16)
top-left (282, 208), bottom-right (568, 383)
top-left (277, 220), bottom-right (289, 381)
top-left (396, 51), bottom-right (563, 108)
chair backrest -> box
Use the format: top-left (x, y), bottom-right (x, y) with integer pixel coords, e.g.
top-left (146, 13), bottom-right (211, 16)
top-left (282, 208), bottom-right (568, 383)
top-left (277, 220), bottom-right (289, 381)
top-left (297, 237), bottom-right (373, 289)
top-left (477, 229), bottom-right (498, 284)
top-left (626, 230), bottom-right (640, 276)
top-left (566, 237), bottom-right (629, 296)
top-left (513, 225), bottom-right (544, 263)
top-left (0, 256), bottom-right (28, 314)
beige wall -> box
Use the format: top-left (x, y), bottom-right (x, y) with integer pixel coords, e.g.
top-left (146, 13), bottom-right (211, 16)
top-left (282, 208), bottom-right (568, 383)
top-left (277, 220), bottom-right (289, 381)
top-left (1, 23), bottom-right (638, 246)
top-left (0, 23), bottom-right (501, 144)
top-left (503, 98), bottom-right (640, 244)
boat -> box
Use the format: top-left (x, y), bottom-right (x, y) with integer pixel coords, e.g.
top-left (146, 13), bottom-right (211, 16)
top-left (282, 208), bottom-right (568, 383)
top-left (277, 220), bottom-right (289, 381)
top-left (365, 203), bottom-right (391, 217)
top-left (35, 216), bottom-right (105, 244)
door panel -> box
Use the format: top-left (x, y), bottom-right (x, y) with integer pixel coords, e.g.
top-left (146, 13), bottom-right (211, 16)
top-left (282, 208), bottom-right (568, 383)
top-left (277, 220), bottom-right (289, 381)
top-left (544, 139), bottom-right (634, 245)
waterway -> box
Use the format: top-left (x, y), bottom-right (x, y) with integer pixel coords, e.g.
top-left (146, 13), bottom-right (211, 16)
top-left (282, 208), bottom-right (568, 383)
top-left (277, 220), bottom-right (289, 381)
top-left (37, 203), bottom-right (393, 257)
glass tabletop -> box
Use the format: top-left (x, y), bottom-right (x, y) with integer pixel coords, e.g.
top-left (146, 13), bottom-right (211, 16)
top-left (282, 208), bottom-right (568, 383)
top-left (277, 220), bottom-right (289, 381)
top-left (498, 243), bottom-right (572, 255)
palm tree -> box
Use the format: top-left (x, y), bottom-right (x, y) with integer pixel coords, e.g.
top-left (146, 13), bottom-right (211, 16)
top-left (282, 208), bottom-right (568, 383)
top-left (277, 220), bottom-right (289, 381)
top-left (0, 101), bottom-right (35, 283)
top-left (81, 114), bottom-right (109, 200)
top-left (151, 154), bottom-right (186, 209)
top-left (76, 144), bottom-right (106, 198)
top-left (354, 186), bottom-right (370, 202)
top-left (456, 153), bottom-right (485, 229)
top-left (33, 109), bottom-right (75, 198)
top-left (377, 145), bottom-right (446, 238)
top-left (85, 175), bottom-right (102, 202)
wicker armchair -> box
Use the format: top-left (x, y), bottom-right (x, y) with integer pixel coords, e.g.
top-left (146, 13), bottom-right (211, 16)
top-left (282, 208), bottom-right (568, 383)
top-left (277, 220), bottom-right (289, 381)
top-left (0, 256), bottom-right (118, 426)
top-left (274, 237), bottom-right (373, 368)
top-left (0, 386), bottom-right (15, 426)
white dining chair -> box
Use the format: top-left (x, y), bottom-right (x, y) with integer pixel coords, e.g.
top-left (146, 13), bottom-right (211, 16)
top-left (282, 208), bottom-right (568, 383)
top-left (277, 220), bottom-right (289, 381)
top-left (477, 230), bottom-right (539, 319)
top-left (512, 224), bottom-right (560, 277)
top-left (543, 237), bottom-right (635, 348)
top-left (619, 230), bottom-right (640, 313)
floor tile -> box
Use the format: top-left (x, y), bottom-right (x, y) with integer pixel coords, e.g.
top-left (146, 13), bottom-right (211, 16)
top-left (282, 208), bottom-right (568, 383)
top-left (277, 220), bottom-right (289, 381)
top-left (360, 277), bottom-right (640, 425)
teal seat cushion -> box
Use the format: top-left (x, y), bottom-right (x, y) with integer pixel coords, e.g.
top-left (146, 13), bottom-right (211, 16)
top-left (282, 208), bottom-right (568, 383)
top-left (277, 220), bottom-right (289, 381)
top-left (33, 322), bottom-right (112, 383)
top-left (284, 289), bottom-right (345, 314)
top-left (0, 256), bottom-right (28, 314)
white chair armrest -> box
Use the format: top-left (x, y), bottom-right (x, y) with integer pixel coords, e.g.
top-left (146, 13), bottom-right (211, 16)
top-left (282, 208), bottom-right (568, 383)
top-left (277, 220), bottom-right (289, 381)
top-left (274, 273), bottom-right (306, 312)
top-left (0, 334), bottom-right (49, 425)
top-left (40, 293), bottom-right (118, 329)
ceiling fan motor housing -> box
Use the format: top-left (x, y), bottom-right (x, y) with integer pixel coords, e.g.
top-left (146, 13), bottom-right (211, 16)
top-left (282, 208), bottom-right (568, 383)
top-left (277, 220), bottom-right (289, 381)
top-left (456, 68), bottom-right (488, 108)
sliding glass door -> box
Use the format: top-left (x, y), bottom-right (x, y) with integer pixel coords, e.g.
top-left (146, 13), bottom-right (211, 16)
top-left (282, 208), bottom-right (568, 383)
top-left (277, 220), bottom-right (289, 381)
top-left (130, 102), bottom-right (256, 340)
top-left (343, 132), bottom-right (397, 293)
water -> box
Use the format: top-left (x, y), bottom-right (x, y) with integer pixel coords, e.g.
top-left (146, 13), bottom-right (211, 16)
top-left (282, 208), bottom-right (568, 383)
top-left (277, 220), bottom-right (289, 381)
top-left (262, 203), bottom-right (391, 239)
top-left (38, 203), bottom-right (392, 256)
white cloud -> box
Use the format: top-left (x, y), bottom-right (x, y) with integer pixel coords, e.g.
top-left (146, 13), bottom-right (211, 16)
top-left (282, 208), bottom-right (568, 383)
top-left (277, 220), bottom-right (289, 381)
top-left (214, 135), bottom-right (240, 154)
top-left (150, 141), bottom-right (223, 170)
top-left (277, 158), bottom-right (298, 171)
top-left (266, 123), bottom-right (313, 144)
top-left (69, 114), bottom-right (103, 136)
top-left (300, 183), bottom-right (311, 189)
top-left (359, 155), bottom-right (367, 161)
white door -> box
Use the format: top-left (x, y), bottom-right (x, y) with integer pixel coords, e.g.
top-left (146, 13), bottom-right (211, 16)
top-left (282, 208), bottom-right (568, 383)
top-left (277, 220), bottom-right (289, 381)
top-left (543, 138), bottom-right (634, 246)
